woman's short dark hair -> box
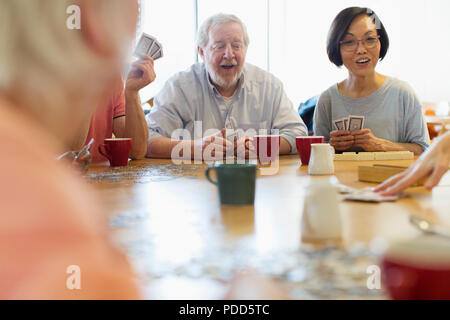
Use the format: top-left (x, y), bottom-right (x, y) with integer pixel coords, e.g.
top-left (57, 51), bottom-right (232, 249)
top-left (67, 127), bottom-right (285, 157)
top-left (327, 7), bottom-right (389, 67)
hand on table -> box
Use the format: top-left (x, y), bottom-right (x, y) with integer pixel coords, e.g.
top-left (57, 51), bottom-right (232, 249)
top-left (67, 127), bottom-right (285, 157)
top-left (374, 132), bottom-right (450, 195)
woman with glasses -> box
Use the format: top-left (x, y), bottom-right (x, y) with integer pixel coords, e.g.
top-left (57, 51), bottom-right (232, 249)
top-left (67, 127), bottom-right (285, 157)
top-left (313, 7), bottom-right (430, 154)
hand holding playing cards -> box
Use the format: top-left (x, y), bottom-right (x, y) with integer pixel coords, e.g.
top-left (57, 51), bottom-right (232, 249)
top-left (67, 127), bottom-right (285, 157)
top-left (375, 132), bottom-right (450, 195)
top-left (352, 129), bottom-right (385, 151)
top-left (198, 128), bottom-right (234, 160)
top-left (329, 130), bottom-right (354, 151)
top-left (234, 137), bottom-right (255, 160)
top-left (125, 54), bottom-right (156, 92)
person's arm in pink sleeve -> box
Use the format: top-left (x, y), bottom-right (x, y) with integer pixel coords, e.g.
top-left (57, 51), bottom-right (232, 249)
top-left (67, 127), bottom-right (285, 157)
top-left (114, 55), bottom-right (155, 159)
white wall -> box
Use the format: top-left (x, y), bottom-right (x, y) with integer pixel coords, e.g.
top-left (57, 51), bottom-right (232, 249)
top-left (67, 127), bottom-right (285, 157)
top-left (138, 0), bottom-right (450, 107)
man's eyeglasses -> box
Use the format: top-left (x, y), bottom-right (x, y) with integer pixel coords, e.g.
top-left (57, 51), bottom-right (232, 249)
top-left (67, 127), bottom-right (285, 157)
top-left (340, 35), bottom-right (380, 52)
top-left (211, 42), bottom-right (244, 53)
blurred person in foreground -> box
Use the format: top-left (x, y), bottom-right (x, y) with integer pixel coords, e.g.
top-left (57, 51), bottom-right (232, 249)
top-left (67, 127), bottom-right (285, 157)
top-left (0, 0), bottom-right (141, 299)
top-left (375, 131), bottom-right (450, 195)
top-left (0, 0), bottom-right (286, 300)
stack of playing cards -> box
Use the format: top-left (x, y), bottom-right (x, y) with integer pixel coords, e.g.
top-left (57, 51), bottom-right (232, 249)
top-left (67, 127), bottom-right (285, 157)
top-left (337, 184), bottom-right (400, 203)
top-left (133, 33), bottom-right (164, 60)
top-left (225, 129), bottom-right (239, 144)
top-left (334, 115), bottom-right (365, 131)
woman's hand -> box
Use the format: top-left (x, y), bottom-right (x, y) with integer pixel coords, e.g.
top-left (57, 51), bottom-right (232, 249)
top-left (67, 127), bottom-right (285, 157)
top-left (329, 130), bottom-right (354, 151)
top-left (375, 132), bottom-right (450, 195)
top-left (352, 129), bottom-right (386, 151)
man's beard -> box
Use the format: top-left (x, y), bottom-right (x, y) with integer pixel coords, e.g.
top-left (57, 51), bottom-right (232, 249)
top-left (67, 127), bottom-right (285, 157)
top-left (205, 61), bottom-right (243, 91)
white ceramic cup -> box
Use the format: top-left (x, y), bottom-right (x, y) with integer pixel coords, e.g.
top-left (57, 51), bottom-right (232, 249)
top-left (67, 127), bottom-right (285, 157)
top-left (308, 143), bottom-right (335, 175)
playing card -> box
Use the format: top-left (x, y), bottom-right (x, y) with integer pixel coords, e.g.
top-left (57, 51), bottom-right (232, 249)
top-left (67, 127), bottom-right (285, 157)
top-left (337, 184), bottom-right (359, 194)
top-left (348, 115), bottom-right (365, 131)
top-left (152, 48), bottom-right (164, 60)
top-left (334, 119), bottom-right (345, 131)
top-left (149, 40), bottom-right (162, 58)
top-left (338, 183), bottom-right (400, 202)
top-left (343, 118), bottom-right (349, 131)
top-left (225, 129), bottom-right (239, 143)
top-left (343, 192), bottom-right (398, 203)
top-left (133, 33), bottom-right (156, 57)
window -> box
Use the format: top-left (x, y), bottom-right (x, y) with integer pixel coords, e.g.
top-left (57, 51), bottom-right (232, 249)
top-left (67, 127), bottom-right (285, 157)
top-left (138, 0), bottom-right (197, 102)
top-left (138, 0), bottom-right (450, 106)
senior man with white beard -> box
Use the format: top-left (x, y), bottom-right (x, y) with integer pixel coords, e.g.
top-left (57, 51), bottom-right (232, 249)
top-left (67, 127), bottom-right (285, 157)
top-left (146, 13), bottom-right (307, 160)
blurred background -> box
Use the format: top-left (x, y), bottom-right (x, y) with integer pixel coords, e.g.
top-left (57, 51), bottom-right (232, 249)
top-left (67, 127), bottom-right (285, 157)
top-left (137, 0), bottom-right (450, 115)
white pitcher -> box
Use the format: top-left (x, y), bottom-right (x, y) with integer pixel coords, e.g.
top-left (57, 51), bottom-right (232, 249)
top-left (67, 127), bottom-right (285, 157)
top-left (308, 143), bottom-right (335, 175)
top-left (301, 177), bottom-right (342, 240)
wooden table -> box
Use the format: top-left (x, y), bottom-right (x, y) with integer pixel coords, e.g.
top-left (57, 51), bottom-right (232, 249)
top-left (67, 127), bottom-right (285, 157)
top-left (86, 156), bottom-right (450, 299)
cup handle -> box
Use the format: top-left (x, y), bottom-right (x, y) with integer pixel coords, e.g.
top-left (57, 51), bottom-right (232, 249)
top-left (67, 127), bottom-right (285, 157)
top-left (98, 144), bottom-right (112, 162)
top-left (205, 167), bottom-right (217, 185)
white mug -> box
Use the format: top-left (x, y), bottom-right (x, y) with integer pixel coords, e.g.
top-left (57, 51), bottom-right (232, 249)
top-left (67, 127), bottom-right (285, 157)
top-left (301, 177), bottom-right (342, 240)
top-left (308, 143), bottom-right (335, 175)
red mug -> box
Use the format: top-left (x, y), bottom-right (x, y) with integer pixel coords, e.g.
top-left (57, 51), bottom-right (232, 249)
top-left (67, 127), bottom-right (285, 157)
top-left (98, 138), bottom-right (132, 167)
top-left (296, 136), bottom-right (325, 165)
top-left (251, 135), bottom-right (281, 164)
top-left (381, 236), bottom-right (450, 299)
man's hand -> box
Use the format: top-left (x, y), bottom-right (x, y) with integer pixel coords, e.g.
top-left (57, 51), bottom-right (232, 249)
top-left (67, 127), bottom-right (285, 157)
top-left (329, 130), bottom-right (354, 151)
top-left (197, 129), bottom-right (234, 160)
top-left (234, 137), bottom-right (255, 160)
top-left (352, 129), bottom-right (386, 151)
top-left (125, 54), bottom-right (156, 93)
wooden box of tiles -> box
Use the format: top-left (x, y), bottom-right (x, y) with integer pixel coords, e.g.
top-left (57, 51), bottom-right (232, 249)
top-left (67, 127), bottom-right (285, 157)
top-left (358, 164), bottom-right (425, 186)
top-left (334, 151), bottom-right (414, 161)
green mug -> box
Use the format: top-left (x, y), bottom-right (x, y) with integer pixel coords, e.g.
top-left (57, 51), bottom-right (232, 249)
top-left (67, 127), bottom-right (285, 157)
top-left (205, 163), bottom-right (257, 206)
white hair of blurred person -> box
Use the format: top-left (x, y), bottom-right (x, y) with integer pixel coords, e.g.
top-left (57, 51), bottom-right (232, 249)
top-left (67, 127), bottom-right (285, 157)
top-left (0, 0), bottom-right (138, 146)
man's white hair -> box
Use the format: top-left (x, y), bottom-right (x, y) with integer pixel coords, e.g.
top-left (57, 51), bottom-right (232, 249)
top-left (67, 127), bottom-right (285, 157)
top-left (196, 13), bottom-right (250, 49)
top-left (0, 0), bottom-right (134, 134)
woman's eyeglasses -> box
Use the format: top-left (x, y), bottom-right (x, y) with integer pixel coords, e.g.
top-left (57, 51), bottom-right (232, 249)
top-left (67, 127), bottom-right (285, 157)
top-left (340, 35), bottom-right (380, 52)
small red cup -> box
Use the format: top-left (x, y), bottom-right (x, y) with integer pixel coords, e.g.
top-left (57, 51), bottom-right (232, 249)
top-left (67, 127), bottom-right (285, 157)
top-left (381, 236), bottom-right (450, 299)
top-left (296, 136), bottom-right (325, 165)
top-left (251, 135), bottom-right (281, 164)
top-left (98, 138), bottom-right (132, 167)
